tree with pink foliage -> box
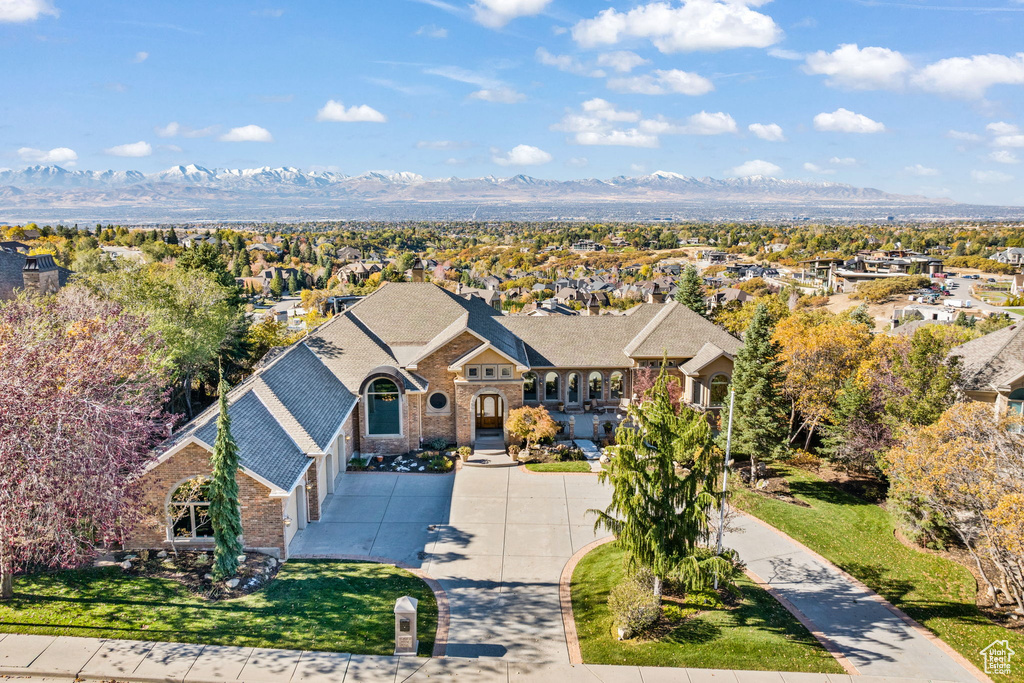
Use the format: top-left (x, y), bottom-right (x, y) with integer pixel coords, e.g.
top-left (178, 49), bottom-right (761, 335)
top-left (0, 287), bottom-right (172, 599)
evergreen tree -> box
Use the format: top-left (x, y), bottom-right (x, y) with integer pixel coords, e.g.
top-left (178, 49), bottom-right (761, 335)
top-left (721, 303), bottom-right (788, 479)
top-left (674, 265), bottom-right (705, 316)
top-left (166, 229), bottom-right (179, 245)
top-left (287, 271), bottom-right (300, 294)
top-left (270, 271), bottom-right (284, 298)
top-left (592, 367), bottom-right (734, 598)
top-left (209, 371), bottom-right (243, 580)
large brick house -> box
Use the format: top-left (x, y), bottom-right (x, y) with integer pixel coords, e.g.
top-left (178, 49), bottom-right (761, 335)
top-left (952, 321), bottom-right (1024, 416)
top-left (128, 282), bottom-right (740, 558)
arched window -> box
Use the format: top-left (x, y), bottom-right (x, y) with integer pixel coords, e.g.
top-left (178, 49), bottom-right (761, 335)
top-left (609, 372), bottom-right (623, 400)
top-left (170, 478), bottom-right (212, 539)
top-left (545, 372), bottom-right (559, 401)
top-left (568, 373), bottom-right (580, 404)
top-left (366, 378), bottom-right (401, 435)
top-left (1009, 388), bottom-right (1024, 415)
top-left (709, 374), bottom-right (730, 407)
top-left (523, 372), bottom-right (538, 401)
top-left (589, 372), bottom-right (603, 401)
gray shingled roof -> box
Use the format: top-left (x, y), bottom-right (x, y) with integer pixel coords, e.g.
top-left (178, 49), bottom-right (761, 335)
top-left (345, 282), bottom-right (529, 367)
top-left (680, 342), bottom-right (732, 375)
top-left (952, 322), bottom-right (1024, 391)
top-left (500, 301), bottom-right (740, 367)
top-left (258, 343), bottom-right (355, 451)
top-left (0, 250), bottom-right (26, 300)
top-left (193, 391), bottom-right (310, 491)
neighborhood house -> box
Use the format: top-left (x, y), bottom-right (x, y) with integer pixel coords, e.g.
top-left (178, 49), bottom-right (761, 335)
top-left (127, 282), bottom-right (740, 559)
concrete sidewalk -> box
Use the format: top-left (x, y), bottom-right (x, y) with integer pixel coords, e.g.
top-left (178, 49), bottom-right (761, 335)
top-left (723, 513), bottom-right (981, 683)
top-left (0, 633), bottom-right (966, 683)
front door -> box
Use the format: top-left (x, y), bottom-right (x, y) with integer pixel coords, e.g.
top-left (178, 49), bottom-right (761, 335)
top-left (476, 394), bottom-right (503, 430)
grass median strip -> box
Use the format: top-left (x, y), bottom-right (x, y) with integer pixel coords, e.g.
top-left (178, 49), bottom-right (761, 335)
top-left (0, 559), bottom-right (437, 656)
top-left (571, 541), bottom-right (845, 672)
top-left (525, 461), bottom-right (593, 473)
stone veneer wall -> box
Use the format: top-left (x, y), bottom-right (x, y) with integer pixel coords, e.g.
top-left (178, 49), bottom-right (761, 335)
top-left (305, 464), bottom-right (320, 522)
top-left (454, 382), bottom-right (524, 447)
top-left (125, 443), bottom-right (288, 558)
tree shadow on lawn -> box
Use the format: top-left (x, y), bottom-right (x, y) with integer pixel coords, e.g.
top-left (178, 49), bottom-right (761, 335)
top-left (787, 479), bottom-right (873, 507)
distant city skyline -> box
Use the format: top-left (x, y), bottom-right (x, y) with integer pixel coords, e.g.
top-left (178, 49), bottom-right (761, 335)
top-left (2, 0), bottom-right (1023, 205)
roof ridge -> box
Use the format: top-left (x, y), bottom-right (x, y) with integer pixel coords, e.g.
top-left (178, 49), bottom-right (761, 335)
top-left (623, 302), bottom-right (677, 357)
top-left (252, 377), bottom-right (319, 454)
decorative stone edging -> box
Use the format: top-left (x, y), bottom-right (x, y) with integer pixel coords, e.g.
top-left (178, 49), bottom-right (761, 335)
top-left (291, 553), bottom-right (449, 657)
top-left (732, 507), bottom-right (994, 683)
top-left (559, 536), bottom-right (615, 664)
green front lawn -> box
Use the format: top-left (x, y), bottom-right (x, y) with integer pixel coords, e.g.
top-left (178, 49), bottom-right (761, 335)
top-left (526, 461), bottom-right (593, 473)
top-left (571, 542), bottom-right (844, 673)
top-left (732, 466), bottom-right (1022, 682)
top-left (0, 559), bottom-right (437, 656)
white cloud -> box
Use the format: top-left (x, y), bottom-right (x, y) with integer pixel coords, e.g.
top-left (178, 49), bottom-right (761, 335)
top-left (803, 44), bottom-right (912, 90)
top-left (829, 156), bottom-right (857, 166)
top-left (572, 0), bottom-right (782, 54)
top-left (971, 169), bottom-right (1013, 184)
top-left (748, 122), bottom-right (785, 141)
top-left (566, 157), bottom-right (589, 168)
top-left (607, 69), bottom-right (713, 96)
top-left (535, 48), bottom-right (604, 77)
top-left (987, 121), bottom-right (1020, 136)
top-left (646, 110), bottom-right (737, 135)
top-left (912, 53), bottom-right (1024, 99)
top-left (472, 0), bottom-right (552, 28)
top-left (813, 108), bottom-right (885, 134)
top-left (0, 0), bottom-right (58, 22)
top-left (316, 100), bottom-right (387, 122)
top-left (16, 146), bottom-right (77, 164)
top-left (155, 122), bottom-right (180, 138)
top-left (424, 65), bottom-right (502, 89)
top-left (767, 47), bottom-right (802, 60)
top-left (905, 164), bottom-right (939, 176)
top-left (469, 87), bottom-right (526, 103)
top-left (595, 50), bottom-right (649, 73)
top-left (493, 144), bottom-right (553, 166)
top-left (995, 135), bottom-right (1024, 148)
top-left (133, 51), bottom-right (149, 63)
top-left (104, 141), bottom-right (152, 157)
top-left (552, 99), bottom-right (654, 147)
top-left (803, 162), bottom-right (835, 175)
top-left (219, 125), bottom-right (273, 142)
top-left (990, 150), bottom-right (1020, 164)
top-left (729, 159), bottom-right (782, 177)
top-left (416, 24), bottom-right (448, 38)
top-left (947, 130), bottom-right (982, 142)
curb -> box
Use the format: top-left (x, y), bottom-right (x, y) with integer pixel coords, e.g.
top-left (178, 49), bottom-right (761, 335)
top-left (732, 506), bottom-right (994, 683)
top-left (288, 553), bottom-right (449, 657)
top-left (558, 536), bottom-right (615, 664)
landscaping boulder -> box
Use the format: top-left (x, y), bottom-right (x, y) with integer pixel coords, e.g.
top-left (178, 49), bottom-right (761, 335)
top-left (120, 560), bottom-right (132, 570)
top-left (156, 550), bottom-right (168, 559)
top-left (225, 578), bottom-right (240, 588)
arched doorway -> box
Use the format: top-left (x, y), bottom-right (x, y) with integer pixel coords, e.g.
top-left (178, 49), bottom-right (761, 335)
top-left (475, 393), bottom-right (504, 432)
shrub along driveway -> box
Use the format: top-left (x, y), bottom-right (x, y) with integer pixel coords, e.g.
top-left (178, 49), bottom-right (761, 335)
top-left (290, 468), bottom-right (612, 662)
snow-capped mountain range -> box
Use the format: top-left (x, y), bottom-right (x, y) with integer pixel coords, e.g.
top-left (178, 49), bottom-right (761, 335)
top-left (0, 164), bottom-right (969, 222)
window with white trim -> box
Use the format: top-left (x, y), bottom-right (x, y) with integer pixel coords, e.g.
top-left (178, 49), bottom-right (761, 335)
top-left (170, 478), bottom-right (212, 539)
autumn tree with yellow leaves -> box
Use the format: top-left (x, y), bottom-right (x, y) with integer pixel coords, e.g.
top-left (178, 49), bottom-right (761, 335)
top-left (885, 402), bottom-right (1024, 614)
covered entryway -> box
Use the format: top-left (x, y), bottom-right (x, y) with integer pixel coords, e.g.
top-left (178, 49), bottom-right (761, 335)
top-left (475, 393), bottom-right (504, 431)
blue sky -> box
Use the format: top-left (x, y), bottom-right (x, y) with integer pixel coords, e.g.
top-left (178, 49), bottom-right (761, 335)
top-left (2, 0), bottom-right (1024, 204)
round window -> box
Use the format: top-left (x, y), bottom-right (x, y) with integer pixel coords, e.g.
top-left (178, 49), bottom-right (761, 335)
top-left (428, 392), bottom-right (448, 411)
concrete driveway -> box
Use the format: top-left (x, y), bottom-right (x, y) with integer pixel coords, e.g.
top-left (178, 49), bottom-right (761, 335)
top-left (289, 467), bottom-right (613, 663)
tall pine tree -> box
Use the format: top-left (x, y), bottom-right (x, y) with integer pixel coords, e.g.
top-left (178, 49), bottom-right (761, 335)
top-left (721, 303), bottom-right (788, 479)
top-left (592, 367), bottom-right (733, 598)
top-left (209, 371), bottom-right (243, 580)
top-left (674, 265), bottom-right (705, 316)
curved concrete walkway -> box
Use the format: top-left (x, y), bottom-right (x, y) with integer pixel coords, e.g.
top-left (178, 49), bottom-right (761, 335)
top-left (288, 467), bottom-right (985, 681)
